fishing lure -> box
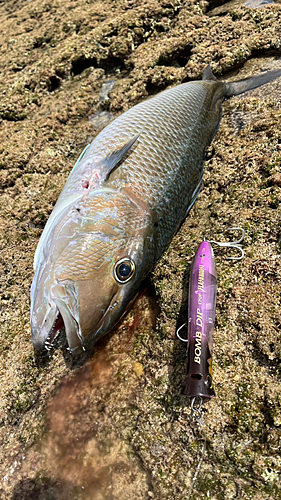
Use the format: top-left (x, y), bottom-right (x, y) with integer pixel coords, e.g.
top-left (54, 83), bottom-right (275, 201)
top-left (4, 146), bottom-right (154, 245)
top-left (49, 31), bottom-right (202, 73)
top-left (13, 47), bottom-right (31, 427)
top-left (177, 228), bottom-right (244, 403)
top-left (177, 228), bottom-right (244, 499)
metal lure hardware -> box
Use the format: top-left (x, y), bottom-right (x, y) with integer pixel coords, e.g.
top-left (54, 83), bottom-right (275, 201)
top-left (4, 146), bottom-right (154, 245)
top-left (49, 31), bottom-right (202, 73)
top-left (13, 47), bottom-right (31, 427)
top-left (177, 228), bottom-right (245, 399)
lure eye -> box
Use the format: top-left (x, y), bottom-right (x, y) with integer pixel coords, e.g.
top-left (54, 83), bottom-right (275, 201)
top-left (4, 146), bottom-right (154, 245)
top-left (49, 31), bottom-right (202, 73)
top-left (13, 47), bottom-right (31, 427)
top-left (113, 258), bottom-right (135, 284)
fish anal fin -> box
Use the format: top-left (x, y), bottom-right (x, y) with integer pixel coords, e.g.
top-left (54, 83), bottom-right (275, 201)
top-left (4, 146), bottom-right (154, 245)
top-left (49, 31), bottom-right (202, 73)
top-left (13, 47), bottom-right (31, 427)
top-left (202, 64), bottom-right (217, 81)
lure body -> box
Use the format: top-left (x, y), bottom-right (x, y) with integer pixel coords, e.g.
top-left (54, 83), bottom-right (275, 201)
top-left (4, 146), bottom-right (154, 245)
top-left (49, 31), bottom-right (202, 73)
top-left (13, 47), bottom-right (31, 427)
top-left (183, 241), bottom-right (217, 398)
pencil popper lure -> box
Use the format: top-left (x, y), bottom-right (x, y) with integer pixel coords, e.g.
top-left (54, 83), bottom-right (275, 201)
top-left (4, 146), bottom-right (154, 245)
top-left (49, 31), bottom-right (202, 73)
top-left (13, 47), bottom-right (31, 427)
top-left (176, 227), bottom-right (245, 498)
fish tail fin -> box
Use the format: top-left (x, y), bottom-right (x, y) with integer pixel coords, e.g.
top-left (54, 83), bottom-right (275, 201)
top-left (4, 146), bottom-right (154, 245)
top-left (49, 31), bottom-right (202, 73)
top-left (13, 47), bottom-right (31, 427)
top-left (225, 68), bottom-right (281, 97)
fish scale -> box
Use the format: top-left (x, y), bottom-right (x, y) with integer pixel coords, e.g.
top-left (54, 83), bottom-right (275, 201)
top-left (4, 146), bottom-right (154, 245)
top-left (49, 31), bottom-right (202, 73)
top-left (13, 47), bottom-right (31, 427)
top-left (58, 83), bottom-right (210, 206)
top-left (30, 66), bottom-right (281, 353)
top-left (92, 82), bottom-right (216, 259)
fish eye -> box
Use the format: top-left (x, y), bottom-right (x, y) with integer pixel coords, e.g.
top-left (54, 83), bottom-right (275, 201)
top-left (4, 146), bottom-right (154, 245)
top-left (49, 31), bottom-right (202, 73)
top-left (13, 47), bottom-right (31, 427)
top-left (113, 258), bottom-right (135, 284)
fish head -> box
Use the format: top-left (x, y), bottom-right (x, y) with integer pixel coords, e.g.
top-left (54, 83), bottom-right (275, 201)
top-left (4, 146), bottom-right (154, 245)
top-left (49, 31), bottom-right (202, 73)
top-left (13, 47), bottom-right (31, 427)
top-left (31, 199), bottom-right (152, 354)
top-left (65, 243), bottom-right (144, 353)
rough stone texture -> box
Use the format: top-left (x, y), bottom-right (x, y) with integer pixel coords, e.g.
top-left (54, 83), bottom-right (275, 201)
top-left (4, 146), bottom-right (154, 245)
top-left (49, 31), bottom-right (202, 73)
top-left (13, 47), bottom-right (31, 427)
top-left (0, 0), bottom-right (280, 499)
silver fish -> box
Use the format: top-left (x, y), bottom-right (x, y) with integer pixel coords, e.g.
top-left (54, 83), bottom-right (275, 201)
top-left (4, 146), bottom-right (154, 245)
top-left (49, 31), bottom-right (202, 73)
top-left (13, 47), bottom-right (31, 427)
top-left (31, 65), bottom-right (281, 354)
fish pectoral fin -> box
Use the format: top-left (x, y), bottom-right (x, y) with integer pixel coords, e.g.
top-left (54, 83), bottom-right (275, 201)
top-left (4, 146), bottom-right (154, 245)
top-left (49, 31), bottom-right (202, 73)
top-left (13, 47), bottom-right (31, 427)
top-left (103, 133), bottom-right (141, 180)
top-left (202, 64), bottom-right (217, 81)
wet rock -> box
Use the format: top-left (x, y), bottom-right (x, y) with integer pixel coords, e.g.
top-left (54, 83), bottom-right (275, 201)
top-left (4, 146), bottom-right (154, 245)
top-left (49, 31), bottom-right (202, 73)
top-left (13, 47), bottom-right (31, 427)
top-left (0, 0), bottom-right (281, 499)
top-left (89, 110), bottom-right (115, 131)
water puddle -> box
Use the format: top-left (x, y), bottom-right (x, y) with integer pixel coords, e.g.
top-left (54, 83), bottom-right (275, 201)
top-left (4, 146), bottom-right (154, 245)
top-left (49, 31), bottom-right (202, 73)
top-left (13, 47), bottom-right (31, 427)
top-left (89, 110), bottom-right (114, 130)
top-left (208, 0), bottom-right (275, 16)
top-left (99, 80), bottom-right (116, 103)
top-left (244, 0), bottom-right (274, 6)
top-left (89, 80), bottom-right (116, 130)
top-left (41, 352), bottom-right (151, 500)
top-left (9, 349), bottom-right (152, 500)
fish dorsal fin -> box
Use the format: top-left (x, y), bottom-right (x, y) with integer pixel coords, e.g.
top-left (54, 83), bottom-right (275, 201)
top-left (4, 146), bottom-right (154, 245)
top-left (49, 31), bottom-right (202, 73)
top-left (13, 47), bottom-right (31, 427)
top-left (202, 64), bottom-right (217, 81)
top-left (103, 133), bottom-right (140, 180)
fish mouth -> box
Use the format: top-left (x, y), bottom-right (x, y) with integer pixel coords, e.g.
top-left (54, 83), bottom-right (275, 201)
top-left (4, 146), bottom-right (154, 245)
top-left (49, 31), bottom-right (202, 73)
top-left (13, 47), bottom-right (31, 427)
top-left (44, 311), bottom-right (64, 350)
top-left (31, 302), bottom-right (59, 351)
top-left (32, 291), bottom-right (123, 355)
top-left (31, 302), bottom-right (63, 351)
top-left (31, 299), bottom-right (83, 355)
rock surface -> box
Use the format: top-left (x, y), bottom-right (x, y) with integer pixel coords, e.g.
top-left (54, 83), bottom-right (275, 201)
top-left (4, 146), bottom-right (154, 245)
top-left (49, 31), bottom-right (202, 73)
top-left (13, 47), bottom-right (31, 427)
top-left (0, 0), bottom-right (280, 499)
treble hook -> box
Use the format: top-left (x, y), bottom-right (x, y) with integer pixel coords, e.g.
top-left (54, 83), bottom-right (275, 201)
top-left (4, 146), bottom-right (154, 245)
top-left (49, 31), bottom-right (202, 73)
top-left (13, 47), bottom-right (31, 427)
top-left (191, 396), bottom-right (203, 422)
top-left (208, 227), bottom-right (245, 260)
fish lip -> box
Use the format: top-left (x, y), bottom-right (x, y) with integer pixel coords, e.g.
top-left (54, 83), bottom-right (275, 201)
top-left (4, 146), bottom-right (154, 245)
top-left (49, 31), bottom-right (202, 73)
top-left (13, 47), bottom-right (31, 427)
top-left (31, 301), bottom-right (61, 350)
top-left (34, 291), bottom-right (124, 354)
top-left (32, 299), bottom-right (83, 355)
top-left (32, 325), bottom-right (53, 351)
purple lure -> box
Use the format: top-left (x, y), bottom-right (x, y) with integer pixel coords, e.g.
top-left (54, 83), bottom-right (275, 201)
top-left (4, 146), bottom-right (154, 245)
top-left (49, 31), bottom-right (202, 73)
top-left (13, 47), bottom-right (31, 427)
top-left (182, 241), bottom-right (216, 398)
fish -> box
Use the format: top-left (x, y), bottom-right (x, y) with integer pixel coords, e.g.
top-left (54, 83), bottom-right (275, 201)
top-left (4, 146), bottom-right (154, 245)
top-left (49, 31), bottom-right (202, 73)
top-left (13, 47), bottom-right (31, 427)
top-left (31, 65), bottom-right (281, 354)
